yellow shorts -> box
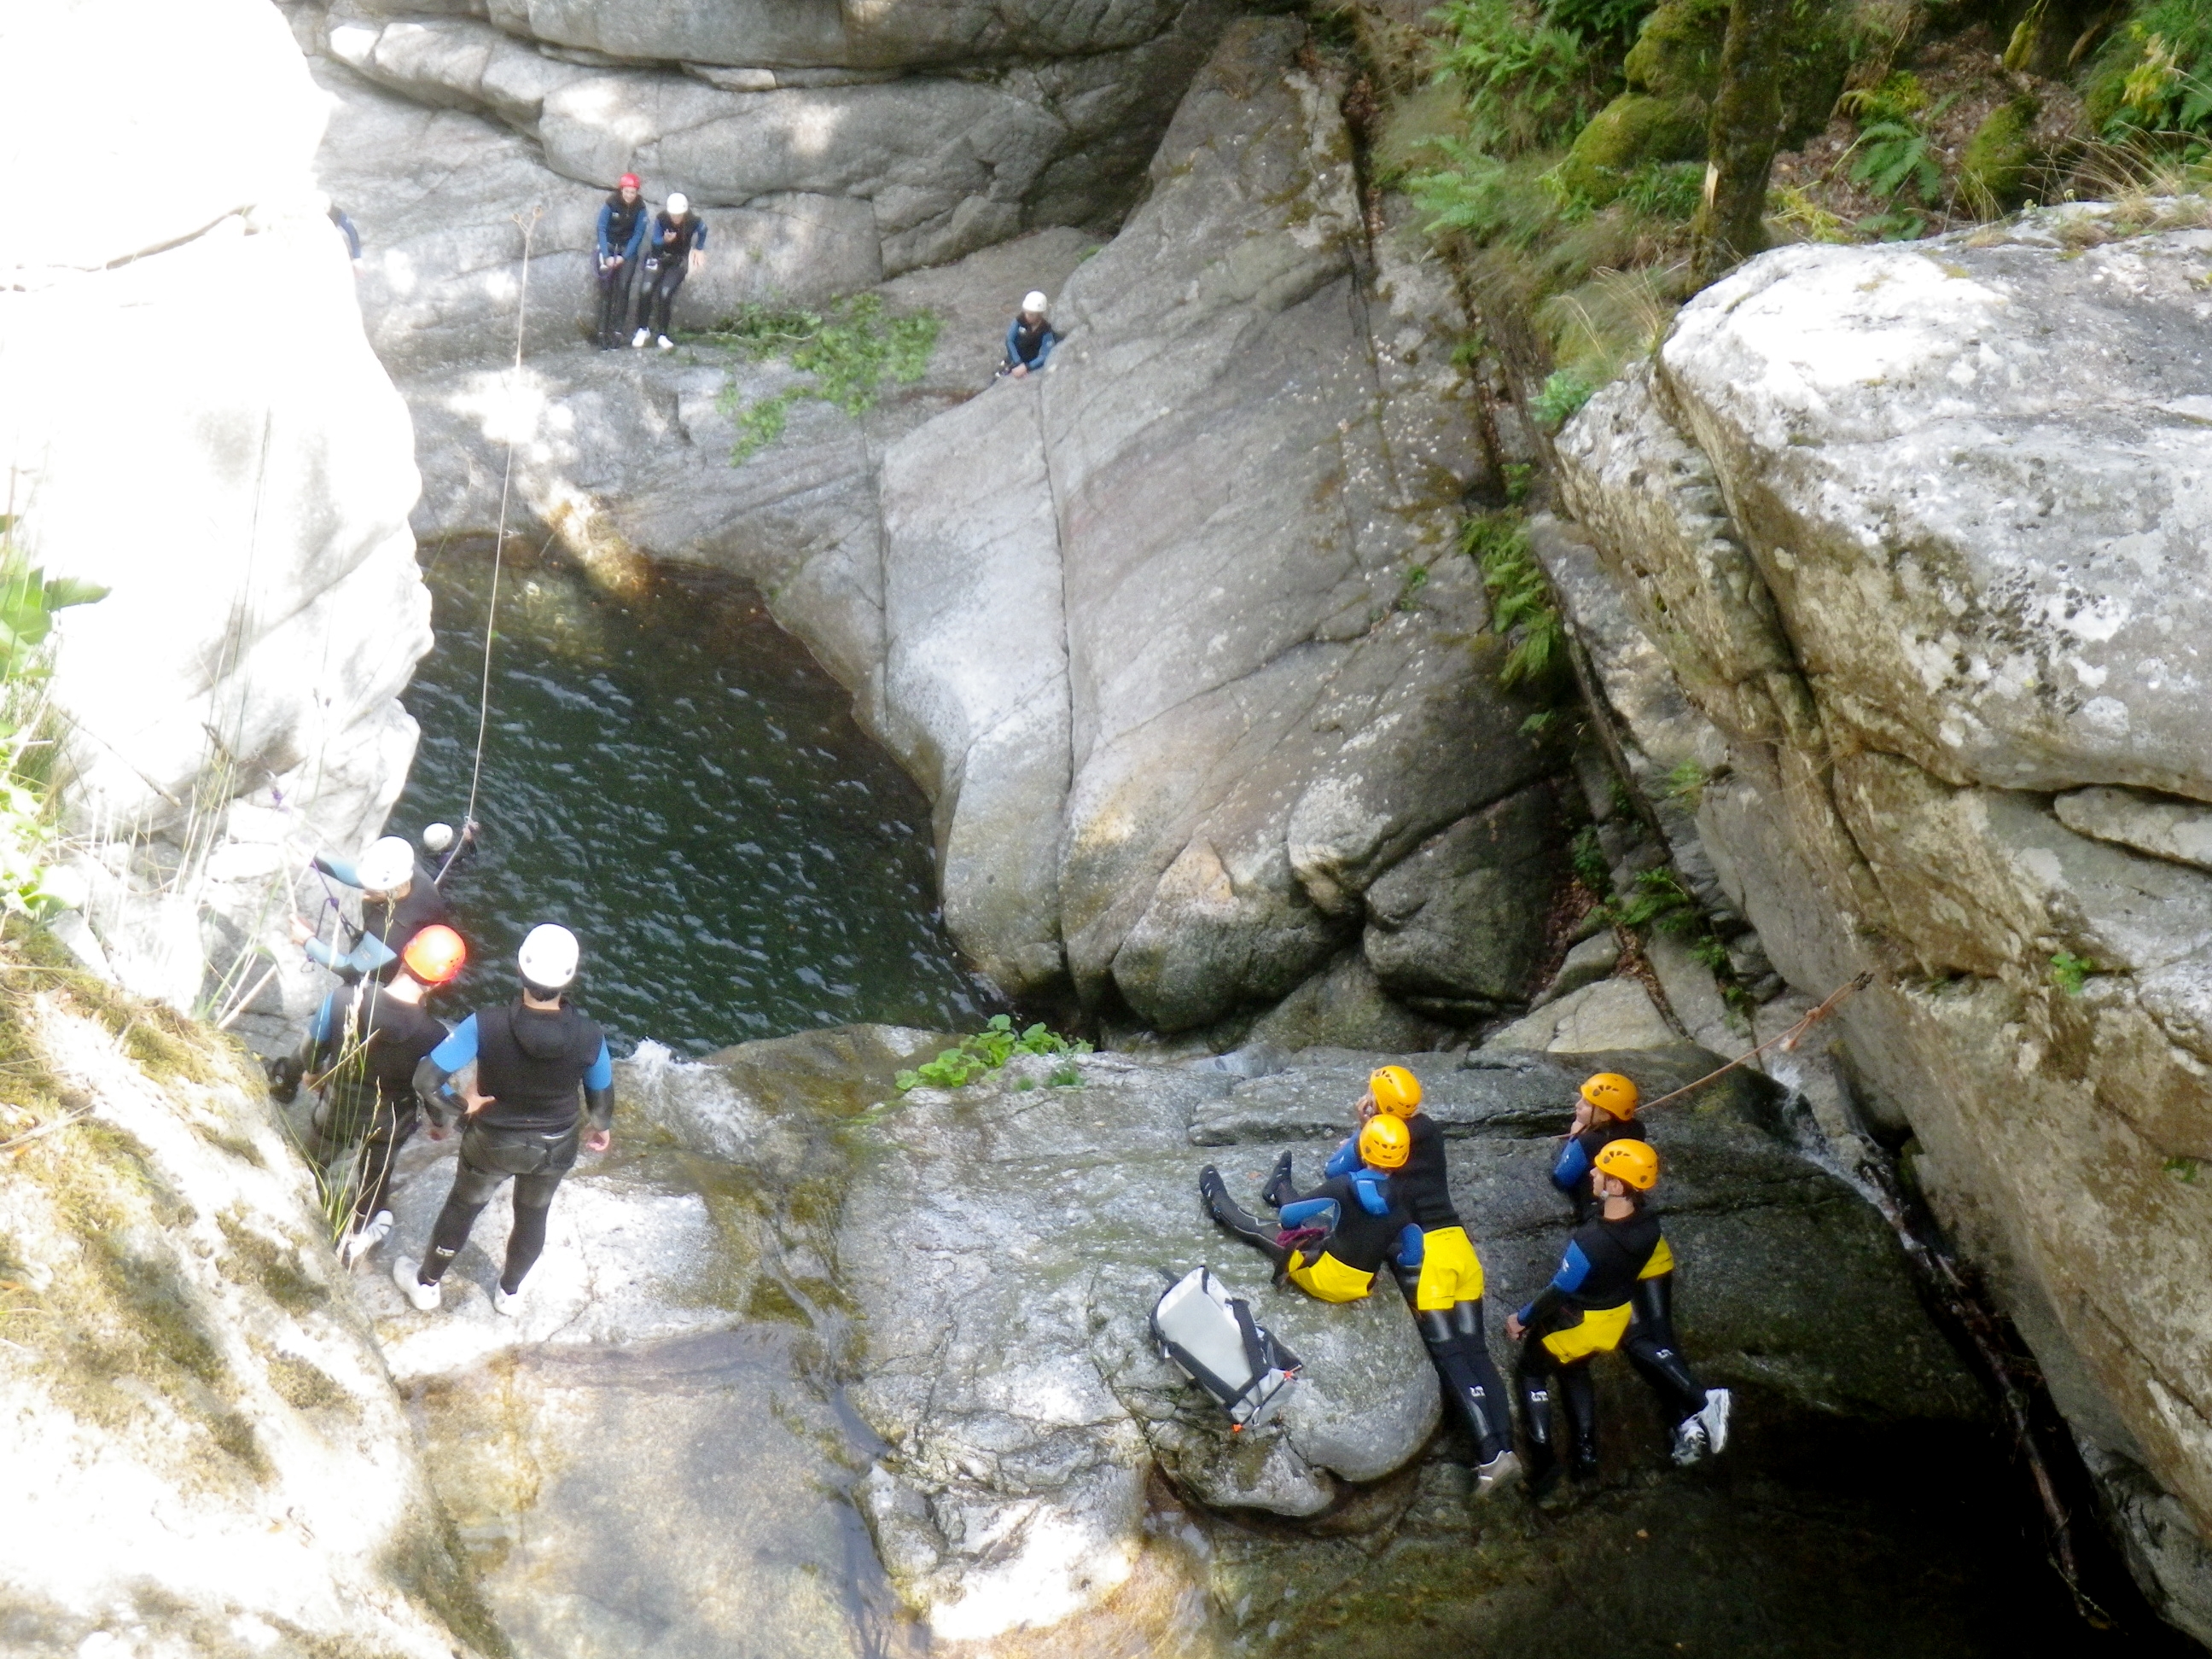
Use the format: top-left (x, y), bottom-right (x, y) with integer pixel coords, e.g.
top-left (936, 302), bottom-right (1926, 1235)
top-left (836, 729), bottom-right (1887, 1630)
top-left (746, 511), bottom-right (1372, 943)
top-left (1287, 1249), bottom-right (1376, 1303)
top-left (1540, 1301), bottom-right (1634, 1364)
top-left (1414, 1225), bottom-right (1487, 1311)
top-left (1640, 1237), bottom-right (1675, 1279)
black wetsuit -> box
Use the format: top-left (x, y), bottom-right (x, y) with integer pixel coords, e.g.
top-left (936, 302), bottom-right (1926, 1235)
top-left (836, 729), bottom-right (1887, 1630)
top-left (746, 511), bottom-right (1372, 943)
top-left (638, 211), bottom-right (705, 337)
top-left (1516, 1206), bottom-right (1672, 1477)
top-left (413, 998), bottom-right (614, 1294)
top-left (301, 982), bottom-right (446, 1230)
top-left (1551, 1114), bottom-right (1640, 1220)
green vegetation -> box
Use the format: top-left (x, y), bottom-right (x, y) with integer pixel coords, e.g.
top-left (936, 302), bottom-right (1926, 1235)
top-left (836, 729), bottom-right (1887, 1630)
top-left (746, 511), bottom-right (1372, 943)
top-left (704, 296), bottom-right (941, 463)
top-left (1531, 367), bottom-right (1597, 428)
top-left (1837, 73), bottom-right (1952, 239)
top-left (1570, 824), bottom-right (1613, 895)
top-left (894, 1014), bottom-right (1091, 1092)
top-left (2087, 0), bottom-right (2212, 141)
top-left (0, 531), bottom-right (106, 919)
top-left (2050, 951), bottom-right (2097, 995)
top-left (2165, 1155), bottom-right (2201, 1185)
top-left (1464, 509), bottom-right (1567, 690)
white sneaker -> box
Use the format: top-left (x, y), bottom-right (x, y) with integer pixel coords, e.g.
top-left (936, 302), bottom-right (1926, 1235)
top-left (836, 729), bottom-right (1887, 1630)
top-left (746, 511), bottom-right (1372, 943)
top-left (656, 334), bottom-right (674, 351)
top-left (1475, 1449), bottom-right (1521, 1496)
top-left (632, 328), bottom-right (649, 348)
top-left (339, 1209), bottom-right (394, 1268)
top-left (492, 1283), bottom-right (524, 1318)
top-left (392, 1254), bottom-right (441, 1312)
top-left (1671, 1417), bottom-right (1708, 1466)
top-left (1697, 1388), bottom-right (1732, 1458)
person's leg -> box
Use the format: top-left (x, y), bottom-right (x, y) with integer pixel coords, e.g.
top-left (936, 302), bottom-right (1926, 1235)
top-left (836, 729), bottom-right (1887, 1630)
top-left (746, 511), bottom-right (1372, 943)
top-left (597, 264), bottom-right (626, 343)
top-left (651, 266), bottom-right (687, 337)
top-left (1557, 1359), bottom-right (1601, 1478)
top-left (1515, 1327), bottom-right (1563, 1481)
top-left (499, 1167), bottom-right (568, 1293)
top-left (1198, 1167), bottom-right (1289, 1267)
top-left (417, 1157), bottom-right (507, 1285)
top-left (352, 1100), bottom-right (417, 1231)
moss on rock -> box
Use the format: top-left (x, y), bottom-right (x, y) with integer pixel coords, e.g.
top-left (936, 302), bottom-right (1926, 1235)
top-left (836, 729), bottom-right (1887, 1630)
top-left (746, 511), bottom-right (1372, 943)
top-left (1959, 95), bottom-right (2040, 210)
top-left (1558, 93), bottom-right (1711, 203)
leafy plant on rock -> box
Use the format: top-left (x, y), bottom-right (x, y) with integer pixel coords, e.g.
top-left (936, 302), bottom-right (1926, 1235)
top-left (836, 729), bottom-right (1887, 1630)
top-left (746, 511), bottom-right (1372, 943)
top-left (895, 1014), bottom-right (1091, 1092)
top-left (2087, 1), bottom-right (2212, 142)
top-left (707, 295), bottom-right (940, 463)
top-left (1464, 510), bottom-right (1567, 690)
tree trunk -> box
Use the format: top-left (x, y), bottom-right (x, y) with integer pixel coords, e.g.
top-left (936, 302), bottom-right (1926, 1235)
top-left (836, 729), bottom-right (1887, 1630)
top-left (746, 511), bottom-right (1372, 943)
top-left (1691, 0), bottom-right (1795, 288)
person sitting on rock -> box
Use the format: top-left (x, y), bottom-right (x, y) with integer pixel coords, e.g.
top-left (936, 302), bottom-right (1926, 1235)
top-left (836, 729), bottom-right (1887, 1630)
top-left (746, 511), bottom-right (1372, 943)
top-left (1551, 1070), bottom-right (1643, 1220)
top-left (595, 172), bottom-right (648, 351)
top-left (1505, 1139), bottom-right (1731, 1498)
top-left (633, 192), bottom-right (706, 352)
top-left (1281, 1065), bottom-right (1518, 1494)
top-left (1199, 1114), bottom-right (1417, 1303)
top-left (393, 924), bottom-right (614, 1317)
top-left (288, 833), bottom-right (457, 987)
top-left (996, 291), bottom-right (1057, 380)
top-left (297, 925), bottom-right (467, 1268)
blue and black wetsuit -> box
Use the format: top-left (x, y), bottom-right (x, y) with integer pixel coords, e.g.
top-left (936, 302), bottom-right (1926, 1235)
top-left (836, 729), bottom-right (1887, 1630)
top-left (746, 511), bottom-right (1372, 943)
top-left (306, 853), bottom-right (452, 984)
top-left (408, 998), bottom-right (614, 1294)
top-left (1001, 315), bottom-right (1056, 374)
top-left (1552, 1115), bottom-right (1639, 1220)
top-left (299, 981), bottom-right (447, 1230)
top-left (1319, 1124), bottom-right (1511, 1464)
top-left (1272, 1168), bottom-right (1420, 1302)
top-left (595, 192), bottom-right (648, 345)
top-left (1516, 1203), bottom-right (1707, 1478)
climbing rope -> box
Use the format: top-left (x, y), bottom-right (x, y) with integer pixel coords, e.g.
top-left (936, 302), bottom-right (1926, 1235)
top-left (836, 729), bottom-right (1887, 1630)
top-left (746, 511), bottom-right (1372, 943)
top-left (1635, 970), bottom-right (1874, 1114)
top-left (461, 202), bottom-right (543, 839)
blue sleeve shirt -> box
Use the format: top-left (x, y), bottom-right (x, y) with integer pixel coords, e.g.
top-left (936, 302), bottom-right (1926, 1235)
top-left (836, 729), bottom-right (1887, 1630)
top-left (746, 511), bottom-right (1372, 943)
top-left (1518, 1240), bottom-right (1596, 1325)
top-left (1551, 1136), bottom-right (1595, 1195)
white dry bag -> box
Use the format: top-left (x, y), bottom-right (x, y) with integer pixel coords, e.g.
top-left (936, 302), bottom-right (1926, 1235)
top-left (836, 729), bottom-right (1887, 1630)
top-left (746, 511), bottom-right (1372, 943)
top-left (1151, 1266), bottom-right (1301, 1431)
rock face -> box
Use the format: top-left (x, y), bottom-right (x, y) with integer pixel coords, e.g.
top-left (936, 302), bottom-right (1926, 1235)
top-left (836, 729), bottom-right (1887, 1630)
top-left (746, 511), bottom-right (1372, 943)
top-left (0, 0), bottom-right (428, 1025)
top-left (291, 0), bottom-right (1247, 365)
top-left (1549, 207), bottom-right (2212, 1639)
top-left (351, 19), bottom-right (1567, 1044)
top-left (0, 965), bottom-right (489, 1656)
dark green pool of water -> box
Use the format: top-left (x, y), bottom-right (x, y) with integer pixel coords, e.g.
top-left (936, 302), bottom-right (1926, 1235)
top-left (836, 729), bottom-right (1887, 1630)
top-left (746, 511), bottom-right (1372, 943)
top-left (392, 550), bottom-right (998, 1056)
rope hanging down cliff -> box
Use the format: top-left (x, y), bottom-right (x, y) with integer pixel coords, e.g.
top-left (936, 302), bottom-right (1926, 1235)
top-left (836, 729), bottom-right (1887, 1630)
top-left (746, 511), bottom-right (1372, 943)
top-left (462, 202), bottom-right (544, 839)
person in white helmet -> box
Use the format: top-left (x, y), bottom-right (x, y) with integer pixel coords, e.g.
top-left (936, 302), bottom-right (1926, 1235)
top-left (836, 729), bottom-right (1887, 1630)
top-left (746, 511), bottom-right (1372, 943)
top-left (633, 191), bottom-right (706, 351)
top-left (392, 923), bottom-right (614, 1316)
top-left (997, 290), bottom-right (1056, 380)
top-left (288, 832), bottom-right (456, 986)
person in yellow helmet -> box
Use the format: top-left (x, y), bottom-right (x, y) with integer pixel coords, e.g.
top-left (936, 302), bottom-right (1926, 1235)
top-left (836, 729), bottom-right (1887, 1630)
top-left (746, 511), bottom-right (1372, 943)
top-left (1505, 1138), bottom-right (1731, 1494)
top-left (1551, 1071), bottom-right (1642, 1221)
top-left (1198, 1115), bottom-right (1417, 1304)
top-left (1262, 1064), bottom-right (1517, 1494)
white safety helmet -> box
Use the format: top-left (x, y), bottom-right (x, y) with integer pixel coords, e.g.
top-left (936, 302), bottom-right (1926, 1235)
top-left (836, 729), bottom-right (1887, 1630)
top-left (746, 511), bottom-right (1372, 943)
top-left (667, 191), bottom-right (690, 216)
top-left (517, 923), bottom-right (580, 992)
top-left (356, 835), bottom-right (416, 894)
top-left (421, 822), bottom-right (456, 854)
top-left (1022, 290), bottom-right (1049, 315)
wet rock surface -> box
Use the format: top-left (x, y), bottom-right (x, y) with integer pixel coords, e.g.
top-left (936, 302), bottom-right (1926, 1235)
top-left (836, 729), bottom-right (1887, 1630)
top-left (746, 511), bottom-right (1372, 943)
top-left (1550, 207), bottom-right (2212, 1636)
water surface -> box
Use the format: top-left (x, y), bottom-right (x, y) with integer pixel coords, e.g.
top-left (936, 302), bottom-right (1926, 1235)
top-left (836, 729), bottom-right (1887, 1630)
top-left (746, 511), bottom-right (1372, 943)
top-left (393, 550), bottom-right (998, 1055)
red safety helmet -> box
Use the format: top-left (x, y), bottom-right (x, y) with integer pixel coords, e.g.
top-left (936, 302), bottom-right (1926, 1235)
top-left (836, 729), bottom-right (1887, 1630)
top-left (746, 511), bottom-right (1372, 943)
top-left (401, 924), bottom-right (467, 987)
top-left (618, 172), bottom-right (641, 189)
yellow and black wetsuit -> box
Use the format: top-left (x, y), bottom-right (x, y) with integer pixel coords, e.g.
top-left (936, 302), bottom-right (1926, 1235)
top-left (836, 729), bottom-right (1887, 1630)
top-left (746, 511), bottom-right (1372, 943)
top-left (1513, 1205), bottom-right (1668, 1480)
top-left (1200, 1164), bottom-right (1412, 1303)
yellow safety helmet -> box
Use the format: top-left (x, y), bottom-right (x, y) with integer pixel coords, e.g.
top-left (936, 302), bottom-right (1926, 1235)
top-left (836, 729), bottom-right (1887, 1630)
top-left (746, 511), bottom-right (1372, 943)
top-left (1370, 1065), bottom-right (1423, 1117)
top-left (1593, 1138), bottom-right (1659, 1191)
top-left (1359, 1114), bottom-right (1412, 1171)
top-left (1580, 1072), bottom-right (1639, 1119)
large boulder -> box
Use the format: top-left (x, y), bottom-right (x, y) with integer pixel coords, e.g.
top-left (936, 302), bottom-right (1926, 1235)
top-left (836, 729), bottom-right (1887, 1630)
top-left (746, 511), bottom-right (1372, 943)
top-left (1551, 205), bottom-right (2212, 1636)
top-left (0, 0), bottom-right (428, 1027)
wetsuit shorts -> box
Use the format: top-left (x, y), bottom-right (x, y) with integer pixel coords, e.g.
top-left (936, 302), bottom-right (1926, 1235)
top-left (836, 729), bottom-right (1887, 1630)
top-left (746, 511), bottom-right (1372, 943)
top-left (1287, 1249), bottom-right (1376, 1303)
top-left (1540, 1300), bottom-right (1634, 1363)
top-left (1414, 1224), bottom-right (1486, 1310)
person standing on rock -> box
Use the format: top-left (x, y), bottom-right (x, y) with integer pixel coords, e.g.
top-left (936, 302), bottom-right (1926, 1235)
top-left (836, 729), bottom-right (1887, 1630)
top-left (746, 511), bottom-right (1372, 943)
top-left (633, 192), bottom-right (706, 352)
top-left (288, 834), bottom-right (457, 987)
top-left (1505, 1139), bottom-right (1732, 1498)
top-left (996, 291), bottom-right (1056, 380)
top-left (298, 925), bottom-right (467, 1267)
top-left (1552, 1071), bottom-right (1643, 1221)
top-left (1291, 1067), bottom-right (1519, 1495)
top-left (393, 923), bottom-right (614, 1316)
top-left (595, 173), bottom-right (648, 351)
top-left (1198, 1115), bottom-right (1416, 1302)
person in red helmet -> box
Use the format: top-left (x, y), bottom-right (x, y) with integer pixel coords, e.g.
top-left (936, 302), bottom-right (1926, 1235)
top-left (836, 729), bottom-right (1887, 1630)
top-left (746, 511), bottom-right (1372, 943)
top-left (595, 173), bottom-right (648, 350)
top-left (299, 924), bottom-right (469, 1267)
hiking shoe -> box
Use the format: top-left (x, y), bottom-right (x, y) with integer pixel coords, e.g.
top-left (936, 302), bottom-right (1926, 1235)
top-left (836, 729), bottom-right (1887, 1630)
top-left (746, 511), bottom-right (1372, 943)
top-left (392, 1255), bottom-right (441, 1312)
top-left (632, 328), bottom-right (649, 348)
top-left (1697, 1388), bottom-right (1732, 1458)
top-left (1260, 1150), bottom-right (1295, 1209)
top-left (492, 1283), bottom-right (525, 1318)
top-left (655, 334), bottom-right (675, 351)
top-left (1671, 1417), bottom-right (1709, 1467)
top-left (1475, 1449), bottom-right (1522, 1498)
top-left (341, 1210), bottom-right (394, 1268)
